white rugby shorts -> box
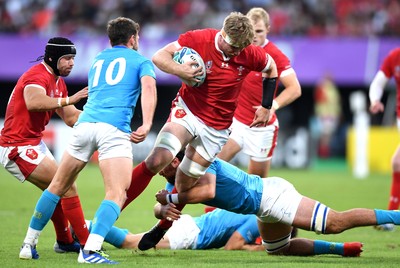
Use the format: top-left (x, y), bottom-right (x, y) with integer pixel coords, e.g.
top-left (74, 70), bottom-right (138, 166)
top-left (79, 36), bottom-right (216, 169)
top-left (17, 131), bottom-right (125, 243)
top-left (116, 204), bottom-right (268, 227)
top-left (229, 117), bottom-right (279, 162)
top-left (166, 214), bottom-right (200, 250)
top-left (0, 140), bottom-right (54, 182)
top-left (67, 122), bottom-right (133, 162)
top-left (170, 97), bottom-right (229, 162)
top-left (257, 177), bottom-right (303, 225)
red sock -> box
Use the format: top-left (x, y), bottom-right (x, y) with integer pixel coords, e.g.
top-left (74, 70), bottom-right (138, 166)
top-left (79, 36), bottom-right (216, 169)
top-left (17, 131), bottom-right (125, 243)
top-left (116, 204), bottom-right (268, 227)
top-left (61, 196), bottom-right (88, 245)
top-left (159, 187), bottom-right (186, 230)
top-left (388, 172), bottom-right (400, 210)
top-left (122, 161), bottom-right (155, 210)
top-left (51, 203), bottom-right (73, 243)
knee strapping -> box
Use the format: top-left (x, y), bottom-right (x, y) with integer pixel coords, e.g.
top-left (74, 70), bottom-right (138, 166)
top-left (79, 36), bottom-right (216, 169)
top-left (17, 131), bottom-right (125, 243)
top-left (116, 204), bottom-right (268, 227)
top-left (262, 234), bottom-right (291, 253)
top-left (154, 132), bottom-right (182, 157)
top-left (179, 156), bottom-right (208, 178)
top-left (311, 202), bottom-right (330, 234)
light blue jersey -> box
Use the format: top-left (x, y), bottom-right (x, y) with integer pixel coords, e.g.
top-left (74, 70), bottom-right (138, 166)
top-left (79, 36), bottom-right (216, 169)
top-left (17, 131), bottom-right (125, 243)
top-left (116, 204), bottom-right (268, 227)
top-left (78, 46), bottom-right (156, 133)
top-left (194, 208), bottom-right (259, 249)
top-left (204, 158), bottom-right (264, 214)
top-left (167, 158), bottom-right (263, 214)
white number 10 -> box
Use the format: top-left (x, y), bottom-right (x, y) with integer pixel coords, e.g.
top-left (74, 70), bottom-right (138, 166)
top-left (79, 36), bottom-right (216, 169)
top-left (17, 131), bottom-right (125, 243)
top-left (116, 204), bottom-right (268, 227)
top-left (91, 57), bottom-right (126, 87)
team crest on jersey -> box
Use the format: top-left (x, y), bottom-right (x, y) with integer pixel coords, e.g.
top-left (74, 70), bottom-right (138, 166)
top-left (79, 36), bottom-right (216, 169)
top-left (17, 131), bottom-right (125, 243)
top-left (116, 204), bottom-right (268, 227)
top-left (237, 66), bottom-right (244, 76)
top-left (205, 61), bottom-right (212, 73)
top-left (26, 149), bottom-right (38, 160)
top-left (175, 109), bottom-right (187, 119)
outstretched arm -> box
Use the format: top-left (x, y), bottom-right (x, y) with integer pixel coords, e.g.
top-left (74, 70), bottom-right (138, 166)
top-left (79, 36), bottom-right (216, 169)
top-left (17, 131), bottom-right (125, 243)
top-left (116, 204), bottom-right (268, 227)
top-left (156, 172), bottom-right (217, 205)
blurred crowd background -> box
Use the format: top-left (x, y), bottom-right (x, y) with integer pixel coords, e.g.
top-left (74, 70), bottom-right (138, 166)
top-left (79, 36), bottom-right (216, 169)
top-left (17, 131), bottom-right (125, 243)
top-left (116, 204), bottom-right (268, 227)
top-left (1, 0), bottom-right (400, 38)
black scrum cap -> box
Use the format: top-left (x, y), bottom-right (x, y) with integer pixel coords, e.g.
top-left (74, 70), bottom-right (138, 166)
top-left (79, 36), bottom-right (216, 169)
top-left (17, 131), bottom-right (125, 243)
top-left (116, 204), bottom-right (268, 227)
top-left (44, 37), bottom-right (76, 76)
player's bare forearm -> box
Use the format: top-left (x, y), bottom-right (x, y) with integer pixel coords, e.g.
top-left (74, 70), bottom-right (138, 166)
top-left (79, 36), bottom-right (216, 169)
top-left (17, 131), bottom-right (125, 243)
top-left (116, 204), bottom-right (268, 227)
top-left (274, 73), bottom-right (301, 109)
top-left (152, 44), bottom-right (179, 75)
top-left (131, 77), bottom-right (157, 143)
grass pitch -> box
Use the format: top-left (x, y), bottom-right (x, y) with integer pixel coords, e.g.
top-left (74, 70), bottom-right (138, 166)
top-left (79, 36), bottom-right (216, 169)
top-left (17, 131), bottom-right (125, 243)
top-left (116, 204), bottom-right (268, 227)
top-left (0, 161), bottom-right (399, 268)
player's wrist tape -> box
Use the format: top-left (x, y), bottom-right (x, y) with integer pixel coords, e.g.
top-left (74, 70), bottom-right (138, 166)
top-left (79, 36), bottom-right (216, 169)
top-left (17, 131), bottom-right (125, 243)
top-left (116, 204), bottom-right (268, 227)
top-left (261, 77), bottom-right (277, 109)
top-left (166, 193), bottom-right (179, 204)
top-left (57, 97), bottom-right (70, 107)
top-left (272, 100), bottom-right (280, 110)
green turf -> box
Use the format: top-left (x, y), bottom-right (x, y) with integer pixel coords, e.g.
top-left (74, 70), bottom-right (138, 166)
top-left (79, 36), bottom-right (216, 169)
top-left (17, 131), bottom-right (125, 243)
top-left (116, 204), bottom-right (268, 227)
top-left (0, 163), bottom-right (399, 267)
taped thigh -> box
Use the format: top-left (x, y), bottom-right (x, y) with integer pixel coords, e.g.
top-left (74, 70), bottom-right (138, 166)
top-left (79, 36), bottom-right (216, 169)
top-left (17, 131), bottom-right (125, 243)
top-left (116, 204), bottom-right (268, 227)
top-left (179, 156), bottom-right (208, 178)
top-left (154, 132), bottom-right (182, 157)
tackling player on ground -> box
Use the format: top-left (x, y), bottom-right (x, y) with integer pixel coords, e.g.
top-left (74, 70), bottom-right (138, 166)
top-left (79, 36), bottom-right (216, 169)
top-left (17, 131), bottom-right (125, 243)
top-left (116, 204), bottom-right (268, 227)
top-left (141, 153), bottom-right (366, 256)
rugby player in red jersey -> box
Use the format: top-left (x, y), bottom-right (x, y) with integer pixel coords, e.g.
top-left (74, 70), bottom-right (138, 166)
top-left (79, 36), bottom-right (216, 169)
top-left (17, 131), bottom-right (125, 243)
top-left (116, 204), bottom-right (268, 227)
top-left (121, 12), bottom-right (279, 249)
top-left (0, 37), bottom-right (88, 259)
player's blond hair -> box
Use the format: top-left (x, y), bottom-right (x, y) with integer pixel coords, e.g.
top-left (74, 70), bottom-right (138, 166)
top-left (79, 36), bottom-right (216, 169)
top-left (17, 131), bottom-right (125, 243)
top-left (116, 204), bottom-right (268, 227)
top-left (247, 7), bottom-right (270, 28)
top-left (222, 12), bottom-right (254, 49)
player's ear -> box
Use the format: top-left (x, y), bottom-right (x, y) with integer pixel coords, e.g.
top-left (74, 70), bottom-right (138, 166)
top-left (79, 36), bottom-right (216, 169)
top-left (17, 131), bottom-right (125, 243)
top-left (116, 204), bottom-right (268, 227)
top-left (129, 35), bottom-right (137, 47)
top-left (171, 157), bottom-right (180, 168)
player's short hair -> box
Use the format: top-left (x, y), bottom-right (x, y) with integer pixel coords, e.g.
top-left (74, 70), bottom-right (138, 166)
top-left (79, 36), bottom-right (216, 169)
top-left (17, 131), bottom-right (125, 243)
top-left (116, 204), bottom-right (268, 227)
top-left (44, 37), bottom-right (76, 76)
top-left (222, 12), bottom-right (254, 49)
top-left (107, 17), bottom-right (140, 47)
top-left (247, 7), bottom-right (270, 28)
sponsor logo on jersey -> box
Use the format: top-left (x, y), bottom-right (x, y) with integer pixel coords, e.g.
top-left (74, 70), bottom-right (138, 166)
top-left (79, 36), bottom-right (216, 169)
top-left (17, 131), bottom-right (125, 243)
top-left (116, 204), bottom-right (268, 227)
top-left (221, 62), bottom-right (229, 68)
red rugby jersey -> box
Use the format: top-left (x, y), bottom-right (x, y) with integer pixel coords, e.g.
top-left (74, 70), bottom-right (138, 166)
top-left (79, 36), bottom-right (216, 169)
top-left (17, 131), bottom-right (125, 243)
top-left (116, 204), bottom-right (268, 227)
top-left (175, 28), bottom-right (271, 130)
top-left (234, 40), bottom-right (294, 126)
top-left (0, 63), bottom-right (68, 146)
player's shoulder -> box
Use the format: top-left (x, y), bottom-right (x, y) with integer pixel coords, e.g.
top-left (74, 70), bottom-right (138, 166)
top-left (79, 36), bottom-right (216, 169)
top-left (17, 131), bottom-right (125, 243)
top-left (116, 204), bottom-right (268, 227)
top-left (264, 41), bottom-right (285, 56)
top-left (23, 63), bottom-right (52, 83)
top-left (387, 47), bottom-right (400, 58)
top-left (187, 28), bottom-right (218, 36)
top-left (180, 28), bottom-right (217, 44)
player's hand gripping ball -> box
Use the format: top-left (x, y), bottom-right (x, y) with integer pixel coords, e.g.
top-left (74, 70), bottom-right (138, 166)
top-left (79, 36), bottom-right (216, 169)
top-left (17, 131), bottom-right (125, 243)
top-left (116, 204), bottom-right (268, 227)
top-left (173, 47), bottom-right (206, 87)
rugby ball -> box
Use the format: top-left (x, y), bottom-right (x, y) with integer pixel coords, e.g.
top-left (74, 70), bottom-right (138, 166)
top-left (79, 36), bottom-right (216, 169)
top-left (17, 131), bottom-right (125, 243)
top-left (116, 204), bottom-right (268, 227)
top-left (173, 47), bottom-right (206, 87)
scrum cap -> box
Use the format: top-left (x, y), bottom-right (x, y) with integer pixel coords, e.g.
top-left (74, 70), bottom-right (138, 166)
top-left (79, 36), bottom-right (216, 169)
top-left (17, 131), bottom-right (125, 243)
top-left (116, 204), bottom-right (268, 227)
top-left (44, 37), bottom-right (76, 76)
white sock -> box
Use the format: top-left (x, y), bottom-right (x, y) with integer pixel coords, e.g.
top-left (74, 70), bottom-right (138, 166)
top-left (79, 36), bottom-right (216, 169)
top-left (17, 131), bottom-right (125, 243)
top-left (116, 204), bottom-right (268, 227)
top-left (23, 227), bottom-right (41, 245)
top-left (84, 233), bottom-right (104, 252)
